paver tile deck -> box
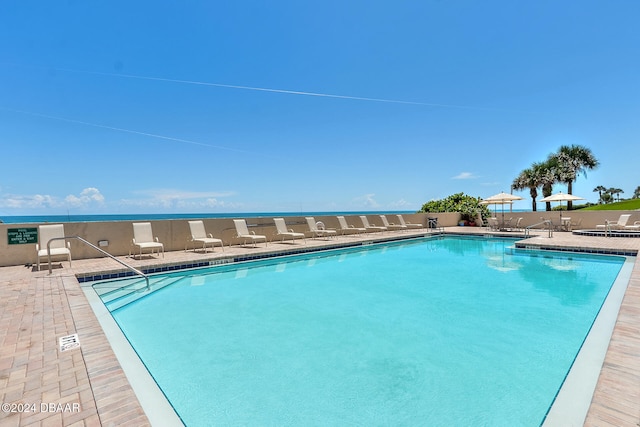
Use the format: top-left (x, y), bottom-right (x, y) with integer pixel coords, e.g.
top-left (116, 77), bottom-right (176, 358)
top-left (1, 228), bottom-right (638, 426)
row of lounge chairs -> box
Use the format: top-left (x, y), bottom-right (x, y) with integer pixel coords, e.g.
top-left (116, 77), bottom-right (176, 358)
top-left (482, 214), bottom-right (640, 233)
top-left (595, 214), bottom-right (640, 231)
top-left (232, 215), bottom-right (423, 247)
top-left (35, 215), bottom-right (424, 270)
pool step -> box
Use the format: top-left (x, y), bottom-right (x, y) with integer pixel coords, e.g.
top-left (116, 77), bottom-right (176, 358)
top-left (93, 277), bottom-right (149, 299)
top-left (97, 276), bottom-right (183, 312)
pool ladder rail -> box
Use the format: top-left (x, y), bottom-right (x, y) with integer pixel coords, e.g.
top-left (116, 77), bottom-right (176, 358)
top-left (45, 235), bottom-right (150, 290)
top-left (525, 220), bottom-right (554, 238)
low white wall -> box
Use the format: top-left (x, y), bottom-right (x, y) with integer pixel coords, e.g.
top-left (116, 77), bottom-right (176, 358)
top-left (0, 213), bottom-right (444, 267)
top-left (1, 211), bottom-right (636, 268)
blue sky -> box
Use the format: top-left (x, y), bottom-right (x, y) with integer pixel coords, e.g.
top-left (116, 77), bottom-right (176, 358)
top-left (1, 1), bottom-right (638, 215)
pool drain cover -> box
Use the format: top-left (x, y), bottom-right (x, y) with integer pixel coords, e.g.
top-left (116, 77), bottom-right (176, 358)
top-left (59, 334), bottom-right (80, 352)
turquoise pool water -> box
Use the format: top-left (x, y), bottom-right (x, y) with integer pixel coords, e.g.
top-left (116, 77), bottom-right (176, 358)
top-left (95, 236), bottom-right (625, 426)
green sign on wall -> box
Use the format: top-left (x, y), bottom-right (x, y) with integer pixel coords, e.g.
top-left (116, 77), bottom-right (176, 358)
top-left (8, 228), bottom-right (38, 245)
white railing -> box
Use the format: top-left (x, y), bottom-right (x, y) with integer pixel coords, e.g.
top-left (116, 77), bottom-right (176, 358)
top-left (525, 220), bottom-right (554, 238)
top-left (46, 236), bottom-right (150, 289)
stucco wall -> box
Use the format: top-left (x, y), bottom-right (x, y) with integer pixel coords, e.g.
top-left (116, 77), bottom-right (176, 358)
top-left (0, 213), bottom-right (451, 267)
top-left (1, 211), bottom-right (637, 268)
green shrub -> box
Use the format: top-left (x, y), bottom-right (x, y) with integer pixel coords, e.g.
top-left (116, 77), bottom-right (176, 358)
top-left (419, 192), bottom-right (491, 221)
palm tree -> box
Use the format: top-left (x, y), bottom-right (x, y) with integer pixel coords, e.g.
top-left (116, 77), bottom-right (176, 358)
top-left (512, 163), bottom-right (546, 211)
top-left (609, 188), bottom-right (624, 202)
top-left (538, 159), bottom-right (557, 211)
top-left (554, 145), bottom-right (599, 209)
top-left (593, 185), bottom-right (607, 204)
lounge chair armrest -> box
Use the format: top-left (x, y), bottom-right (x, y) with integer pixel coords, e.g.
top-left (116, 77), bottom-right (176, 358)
top-left (634, 221), bottom-right (640, 225)
top-left (154, 237), bottom-right (159, 242)
top-left (66, 242), bottom-right (71, 249)
top-left (132, 238), bottom-right (137, 245)
top-left (207, 233), bottom-right (213, 238)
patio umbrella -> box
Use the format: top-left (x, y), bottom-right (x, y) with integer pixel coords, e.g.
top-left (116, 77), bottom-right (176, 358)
top-left (482, 192), bottom-right (523, 225)
top-left (480, 199), bottom-right (513, 217)
top-left (540, 191), bottom-right (584, 230)
top-left (539, 192), bottom-right (584, 218)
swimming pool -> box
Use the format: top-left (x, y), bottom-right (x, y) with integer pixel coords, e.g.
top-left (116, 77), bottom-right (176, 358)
top-left (92, 236), bottom-right (626, 426)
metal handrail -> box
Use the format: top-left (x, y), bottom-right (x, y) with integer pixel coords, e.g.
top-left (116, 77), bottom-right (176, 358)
top-left (525, 220), bottom-right (554, 238)
top-left (47, 236), bottom-right (150, 290)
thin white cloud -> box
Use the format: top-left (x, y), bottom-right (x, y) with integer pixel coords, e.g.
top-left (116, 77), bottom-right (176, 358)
top-left (65, 187), bottom-right (105, 207)
top-left (136, 189), bottom-right (235, 199)
top-left (352, 193), bottom-right (380, 208)
top-left (452, 172), bottom-right (478, 180)
top-left (51, 67), bottom-right (512, 111)
top-left (3, 108), bottom-right (271, 157)
top-left (0, 187), bottom-right (105, 210)
top-left (120, 189), bottom-right (238, 210)
top-left (388, 198), bottom-right (413, 208)
top-left (1, 194), bottom-right (58, 209)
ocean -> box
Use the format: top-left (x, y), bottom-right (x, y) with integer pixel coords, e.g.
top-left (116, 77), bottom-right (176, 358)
top-left (0, 211), bottom-right (415, 224)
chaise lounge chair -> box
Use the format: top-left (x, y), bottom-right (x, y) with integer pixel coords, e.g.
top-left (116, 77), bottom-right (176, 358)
top-left (359, 215), bottom-right (386, 233)
top-left (396, 215), bottom-right (423, 229)
top-left (131, 222), bottom-right (164, 259)
top-left (596, 214), bottom-right (631, 231)
top-left (487, 217), bottom-right (500, 231)
top-left (274, 218), bottom-right (306, 244)
top-left (233, 219), bottom-right (267, 247)
top-left (337, 216), bottom-right (366, 236)
top-left (187, 220), bottom-right (224, 253)
top-left (36, 224), bottom-right (72, 271)
top-left (625, 221), bottom-right (640, 231)
top-left (306, 217), bottom-right (337, 239)
top-left (379, 215), bottom-right (406, 231)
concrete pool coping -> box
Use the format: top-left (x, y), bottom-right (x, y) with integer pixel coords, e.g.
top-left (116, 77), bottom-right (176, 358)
top-left (2, 227), bottom-right (639, 426)
top-left (542, 256), bottom-right (634, 426)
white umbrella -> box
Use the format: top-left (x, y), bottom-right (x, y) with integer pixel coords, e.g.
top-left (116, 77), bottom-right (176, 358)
top-left (539, 192), bottom-right (584, 228)
top-left (480, 199), bottom-right (513, 217)
top-left (484, 191), bottom-right (523, 202)
top-left (539, 192), bottom-right (584, 215)
top-left (539, 191), bottom-right (584, 204)
top-left (482, 192), bottom-right (523, 226)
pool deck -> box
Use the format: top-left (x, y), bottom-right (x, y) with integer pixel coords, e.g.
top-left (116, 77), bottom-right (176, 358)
top-left (1, 227), bottom-right (638, 426)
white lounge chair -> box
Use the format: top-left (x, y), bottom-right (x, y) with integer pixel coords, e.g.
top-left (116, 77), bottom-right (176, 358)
top-left (513, 217), bottom-right (524, 231)
top-left (36, 224), bottom-right (71, 271)
top-left (273, 218), bottom-right (306, 244)
top-left (187, 220), bottom-right (224, 253)
top-left (337, 216), bottom-right (366, 235)
top-left (233, 219), bottom-right (267, 247)
top-left (379, 215), bottom-right (406, 231)
top-left (570, 218), bottom-right (583, 230)
top-left (131, 222), bottom-right (164, 259)
top-left (625, 221), bottom-right (640, 231)
top-left (596, 214), bottom-right (631, 230)
top-left (487, 217), bottom-right (500, 231)
top-left (359, 215), bottom-right (386, 233)
top-left (396, 215), bottom-right (422, 229)
top-left (306, 217), bottom-right (337, 239)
